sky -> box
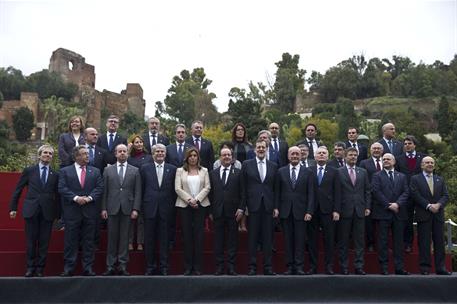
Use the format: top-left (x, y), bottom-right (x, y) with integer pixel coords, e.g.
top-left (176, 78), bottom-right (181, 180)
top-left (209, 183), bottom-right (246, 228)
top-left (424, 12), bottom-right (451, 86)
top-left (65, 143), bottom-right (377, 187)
top-left (0, 0), bottom-right (456, 118)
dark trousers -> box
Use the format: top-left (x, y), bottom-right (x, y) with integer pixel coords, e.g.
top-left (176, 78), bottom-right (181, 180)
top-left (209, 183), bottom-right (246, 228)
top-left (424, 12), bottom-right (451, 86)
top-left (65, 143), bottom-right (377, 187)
top-left (417, 216), bottom-right (446, 272)
top-left (168, 206), bottom-right (177, 246)
top-left (365, 213), bottom-right (375, 247)
top-left (106, 213), bottom-right (131, 270)
top-left (248, 202), bottom-right (273, 271)
top-left (282, 213), bottom-right (305, 271)
top-left (63, 216), bottom-right (96, 273)
top-left (377, 218), bottom-right (405, 271)
top-left (214, 213), bottom-right (238, 270)
top-left (307, 210), bottom-right (335, 270)
top-left (338, 214), bottom-right (365, 270)
top-left (180, 206), bottom-right (206, 272)
top-left (404, 200), bottom-right (415, 246)
top-left (24, 207), bottom-right (53, 272)
top-left (144, 215), bottom-right (169, 272)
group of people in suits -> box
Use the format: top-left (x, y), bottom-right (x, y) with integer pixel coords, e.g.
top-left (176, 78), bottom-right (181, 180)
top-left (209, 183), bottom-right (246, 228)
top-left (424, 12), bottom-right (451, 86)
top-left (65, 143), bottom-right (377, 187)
top-left (8, 117), bottom-right (452, 277)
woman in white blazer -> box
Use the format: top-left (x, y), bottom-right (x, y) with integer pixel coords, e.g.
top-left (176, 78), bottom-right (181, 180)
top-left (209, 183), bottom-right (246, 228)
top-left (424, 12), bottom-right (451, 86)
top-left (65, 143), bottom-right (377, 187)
top-left (175, 147), bottom-right (211, 275)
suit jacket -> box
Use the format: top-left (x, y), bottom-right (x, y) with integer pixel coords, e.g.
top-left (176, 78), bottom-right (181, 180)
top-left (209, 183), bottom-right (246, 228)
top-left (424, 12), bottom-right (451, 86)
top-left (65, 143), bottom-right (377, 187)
top-left (175, 167), bottom-right (211, 208)
top-left (9, 165), bottom-right (60, 221)
top-left (101, 163), bottom-right (142, 216)
top-left (327, 158), bottom-right (345, 169)
top-left (96, 133), bottom-right (127, 164)
top-left (336, 166), bottom-right (371, 218)
top-left (359, 157), bottom-right (381, 183)
top-left (309, 165), bottom-right (338, 214)
top-left (240, 158), bottom-right (277, 213)
top-left (58, 164), bottom-right (104, 220)
top-left (345, 141), bottom-right (368, 165)
top-left (378, 138), bottom-right (403, 156)
top-left (395, 152), bottom-right (426, 182)
top-left (185, 137), bottom-right (215, 170)
top-left (371, 170), bottom-right (409, 220)
top-left (127, 154), bottom-right (153, 169)
top-left (410, 173), bottom-right (449, 222)
top-left (88, 146), bottom-right (109, 175)
top-left (143, 133), bottom-right (170, 154)
top-left (295, 138), bottom-right (323, 159)
top-left (275, 165), bottom-right (315, 220)
top-left (166, 142), bottom-right (193, 167)
top-left (58, 132), bottom-right (85, 167)
top-left (269, 138), bottom-right (289, 167)
top-left (209, 166), bottom-right (242, 218)
top-left (141, 162), bottom-right (177, 219)
top-left (300, 158), bottom-right (316, 168)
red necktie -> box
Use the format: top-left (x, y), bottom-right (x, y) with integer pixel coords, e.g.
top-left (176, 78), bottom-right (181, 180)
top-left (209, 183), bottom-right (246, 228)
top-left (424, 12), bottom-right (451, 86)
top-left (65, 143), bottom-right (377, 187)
top-left (376, 159), bottom-right (381, 171)
top-left (194, 138), bottom-right (200, 151)
top-left (80, 166), bottom-right (86, 188)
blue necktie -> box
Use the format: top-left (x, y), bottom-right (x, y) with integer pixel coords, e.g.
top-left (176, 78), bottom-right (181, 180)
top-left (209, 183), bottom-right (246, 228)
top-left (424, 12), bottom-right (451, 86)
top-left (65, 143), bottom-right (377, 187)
top-left (41, 166), bottom-right (47, 186)
top-left (88, 145), bottom-right (94, 164)
top-left (108, 133), bottom-right (114, 151)
top-left (178, 143), bottom-right (183, 161)
top-left (291, 167), bottom-right (297, 188)
top-left (274, 139), bottom-right (279, 153)
top-left (317, 167), bottom-right (323, 186)
top-left (388, 140), bottom-right (393, 153)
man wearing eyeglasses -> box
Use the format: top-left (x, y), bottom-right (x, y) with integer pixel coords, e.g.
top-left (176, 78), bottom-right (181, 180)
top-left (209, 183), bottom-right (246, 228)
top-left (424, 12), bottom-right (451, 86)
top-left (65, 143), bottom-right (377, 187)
top-left (96, 114), bottom-right (127, 164)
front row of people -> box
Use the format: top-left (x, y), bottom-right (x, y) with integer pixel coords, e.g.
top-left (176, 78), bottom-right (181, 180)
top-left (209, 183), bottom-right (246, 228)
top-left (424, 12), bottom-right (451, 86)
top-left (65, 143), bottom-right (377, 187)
top-left (9, 142), bottom-right (451, 276)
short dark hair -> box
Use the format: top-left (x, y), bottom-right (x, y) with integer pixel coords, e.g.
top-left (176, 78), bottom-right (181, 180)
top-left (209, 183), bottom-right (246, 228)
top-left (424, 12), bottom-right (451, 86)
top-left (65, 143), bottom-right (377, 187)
top-left (334, 141), bottom-right (346, 149)
top-left (305, 123), bottom-right (317, 131)
top-left (344, 147), bottom-right (358, 156)
top-left (404, 135), bottom-right (417, 145)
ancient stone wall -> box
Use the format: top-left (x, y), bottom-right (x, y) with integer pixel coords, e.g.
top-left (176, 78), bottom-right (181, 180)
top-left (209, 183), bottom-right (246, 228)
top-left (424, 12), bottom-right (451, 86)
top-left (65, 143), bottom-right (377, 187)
top-left (0, 93), bottom-right (39, 140)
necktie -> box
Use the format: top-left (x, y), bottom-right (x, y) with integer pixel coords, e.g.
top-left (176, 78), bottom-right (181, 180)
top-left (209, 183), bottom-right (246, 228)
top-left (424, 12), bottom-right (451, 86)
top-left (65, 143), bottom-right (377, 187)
top-left (274, 139), bottom-right (279, 153)
top-left (388, 140), bottom-right (393, 153)
top-left (388, 170), bottom-right (394, 184)
top-left (258, 160), bottom-right (265, 182)
top-left (41, 166), bottom-right (47, 186)
top-left (302, 160), bottom-right (307, 167)
top-left (88, 145), bottom-right (94, 164)
top-left (194, 138), bottom-right (200, 150)
top-left (308, 140), bottom-right (314, 158)
top-left (427, 174), bottom-right (434, 195)
top-left (291, 166), bottom-right (297, 188)
top-left (152, 135), bottom-right (157, 147)
top-left (108, 133), bottom-right (114, 151)
top-left (80, 166), bottom-right (86, 187)
top-left (338, 159), bottom-right (344, 167)
top-left (353, 143), bottom-right (357, 148)
top-left (408, 152), bottom-right (413, 159)
top-left (376, 158), bottom-right (381, 171)
top-left (157, 164), bottom-right (163, 187)
top-left (178, 143), bottom-right (183, 161)
top-left (349, 167), bottom-right (356, 186)
top-left (222, 167), bottom-right (228, 185)
top-left (318, 166), bottom-right (324, 186)
top-left (118, 163), bottom-right (124, 185)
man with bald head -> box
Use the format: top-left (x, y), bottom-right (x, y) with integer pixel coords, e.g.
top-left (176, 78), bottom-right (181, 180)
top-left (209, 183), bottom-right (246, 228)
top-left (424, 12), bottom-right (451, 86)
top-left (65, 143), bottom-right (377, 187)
top-left (378, 123), bottom-right (402, 156)
top-left (275, 146), bottom-right (314, 275)
top-left (269, 122), bottom-right (289, 167)
top-left (410, 156), bottom-right (451, 275)
top-left (371, 153), bottom-right (410, 275)
top-left (85, 128), bottom-right (109, 175)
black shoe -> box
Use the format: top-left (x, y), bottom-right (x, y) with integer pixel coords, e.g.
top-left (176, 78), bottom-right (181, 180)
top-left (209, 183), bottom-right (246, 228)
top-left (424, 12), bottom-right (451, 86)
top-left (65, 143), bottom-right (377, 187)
top-left (118, 269), bottom-right (130, 276)
top-left (283, 268), bottom-right (295, 275)
top-left (355, 269), bottom-right (366, 275)
top-left (60, 271), bottom-right (73, 277)
top-left (25, 270), bottom-right (34, 277)
top-left (248, 269), bottom-right (256, 276)
top-left (421, 270), bottom-right (430, 275)
top-left (184, 269), bottom-right (192, 276)
top-left (325, 267), bottom-right (335, 275)
top-left (395, 269), bottom-right (410, 275)
top-left (436, 270), bottom-right (452, 275)
top-left (214, 268), bottom-right (224, 276)
top-left (145, 269), bottom-right (155, 276)
top-left (193, 270), bottom-right (202, 276)
top-left (296, 270), bottom-right (306, 275)
top-left (227, 268), bottom-right (237, 276)
top-left (306, 269), bottom-right (317, 275)
top-left (35, 271), bottom-right (43, 277)
top-left (83, 270), bottom-right (96, 276)
top-left (160, 269), bottom-right (168, 276)
top-left (103, 269), bottom-right (116, 276)
top-left (264, 269), bottom-right (276, 275)
top-left (381, 270), bottom-right (389, 275)
top-left (272, 247), bottom-right (277, 254)
top-left (404, 245), bottom-right (412, 253)
top-left (341, 269), bottom-right (349, 275)
top-left (367, 245), bottom-right (374, 252)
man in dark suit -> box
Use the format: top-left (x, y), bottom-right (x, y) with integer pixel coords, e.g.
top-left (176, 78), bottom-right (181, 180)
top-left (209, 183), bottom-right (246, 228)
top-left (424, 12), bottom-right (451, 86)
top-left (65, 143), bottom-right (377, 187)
top-left (166, 123), bottom-right (193, 167)
top-left (58, 146), bottom-right (103, 276)
top-left (275, 146), bottom-right (314, 275)
top-left (185, 120), bottom-right (215, 170)
top-left (96, 115), bottom-right (127, 164)
top-left (143, 117), bottom-right (170, 154)
top-left (410, 156), bottom-right (451, 275)
top-left (240, 139), bottom-right (278, 275)
top-left (9, 145), bottom-right (60, 277)
top-left (395, 135), bottom-right (426, 252)
top-left (307, 146), bottom-right (339, 275)
top-left (101, 144), bottom-right (142, 276)
top-left (336, 147), bottom-right (371, 275)
top-left (85, 127), bottom-right (108, 175)
top-left (298, 144), bottom-right (316, 168)
top-left (371, 153), bottom-right (410, 275)
top-left (140, 143), bottom-right (177, 276)
top-left (295, 123), bottom-right (323, 159)
top-left (346, 127), bottom-right (368, 165)
top-left (269, 122), bottom-right (289, 167)
top-left (209, 147), bottom-right (243, 275)
top-left (378, 122), bottom-right (403, 156)
top-left (327, 142), bottom-right (346, 168)
top-left (360, 142), bottom-right (384, 251)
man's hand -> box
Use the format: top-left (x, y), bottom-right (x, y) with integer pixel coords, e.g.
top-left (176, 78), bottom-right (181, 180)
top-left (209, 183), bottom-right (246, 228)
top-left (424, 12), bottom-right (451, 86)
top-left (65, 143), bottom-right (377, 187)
top-left (131, 210), bottom-right (138, 220)
top-left (235, 209), bottom-right (244, 222)
top-left (9, 211), bottom-right (17, 219)
top-left (365, 209), bottom-right (371, 216)
top-left (273, 209), bottom-right (279, 218)
top-left (332, 212), bottom-right (340, 221)
top-left (304, 213), bottom-right (312, 221)
top-left (101, 210), bottom-right (108, 220)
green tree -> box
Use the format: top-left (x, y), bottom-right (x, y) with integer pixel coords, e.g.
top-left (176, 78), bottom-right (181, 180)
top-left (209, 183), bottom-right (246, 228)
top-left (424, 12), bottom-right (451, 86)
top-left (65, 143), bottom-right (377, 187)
top-left (318, 64), bottom-right (360, 102)
top-left (382, 55), bottom-right (414, 80)
top-left (436, 96), bottom-right (451, 139)
top-left (273, 53), bottom-right (306, 113)
top-left (25, 70), bottom-right (78, 100)
top-left (121, 111), bottom-right (146, 135)
top-left (0, 67), bottom-right (26, 100)
top-left (336, 98), bottom-right (358, 140)
top-left (12, 107), bottom-right (34, 141)
top-left (361, 58), bottom-right (390, 97)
